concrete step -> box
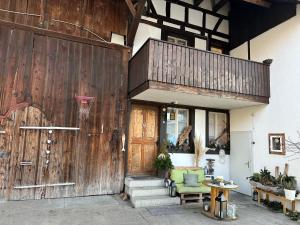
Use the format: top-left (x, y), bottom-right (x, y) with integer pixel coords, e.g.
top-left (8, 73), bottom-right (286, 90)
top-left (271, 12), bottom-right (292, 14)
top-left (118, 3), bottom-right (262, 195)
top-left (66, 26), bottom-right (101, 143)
top-left (125, 177), bottom-right (164, 188)
top-left (128, 186), bottom-right (169, 198)
top-left (131, 196), bottom-right (180, 208)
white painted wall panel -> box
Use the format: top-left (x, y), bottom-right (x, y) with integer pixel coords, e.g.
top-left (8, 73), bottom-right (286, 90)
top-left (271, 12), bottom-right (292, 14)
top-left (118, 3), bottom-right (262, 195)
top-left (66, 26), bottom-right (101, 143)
top-left (133, 23), bottom-right (161, 55)
top-left (230, 5), bottom-right (300, 210)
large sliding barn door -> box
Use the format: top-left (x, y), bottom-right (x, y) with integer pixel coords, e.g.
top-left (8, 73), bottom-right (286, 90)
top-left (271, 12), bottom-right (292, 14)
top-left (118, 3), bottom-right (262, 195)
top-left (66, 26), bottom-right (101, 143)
top-left (128, 105), bottom-right (159, 175)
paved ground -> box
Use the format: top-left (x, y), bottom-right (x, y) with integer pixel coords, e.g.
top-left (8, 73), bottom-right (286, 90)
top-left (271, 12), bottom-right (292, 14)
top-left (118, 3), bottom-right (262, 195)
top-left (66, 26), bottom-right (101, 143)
top-left (0, 193), bottom-right (298, 225)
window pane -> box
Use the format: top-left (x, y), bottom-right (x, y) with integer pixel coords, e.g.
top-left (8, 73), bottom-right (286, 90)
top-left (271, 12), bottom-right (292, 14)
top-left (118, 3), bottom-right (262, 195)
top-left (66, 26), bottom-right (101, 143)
top-left (166, 108), bottom-right (189, 145)
top-left (208, 112), bottom-right (228, 147)
top-left (178, 109), bottom-right (188, 134)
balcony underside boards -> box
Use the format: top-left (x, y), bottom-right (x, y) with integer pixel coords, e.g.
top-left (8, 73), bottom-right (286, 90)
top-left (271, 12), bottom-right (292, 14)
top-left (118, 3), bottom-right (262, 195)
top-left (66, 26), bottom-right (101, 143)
top-left (129, 81), bottom-right (267, 110)
top-left (129, 38), bottom-right (271, 109)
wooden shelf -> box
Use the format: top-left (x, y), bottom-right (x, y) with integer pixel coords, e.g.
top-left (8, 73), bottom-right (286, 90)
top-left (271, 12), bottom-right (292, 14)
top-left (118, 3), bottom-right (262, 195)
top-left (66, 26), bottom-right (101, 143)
top-left (255, 188), bottom-right (299, 214)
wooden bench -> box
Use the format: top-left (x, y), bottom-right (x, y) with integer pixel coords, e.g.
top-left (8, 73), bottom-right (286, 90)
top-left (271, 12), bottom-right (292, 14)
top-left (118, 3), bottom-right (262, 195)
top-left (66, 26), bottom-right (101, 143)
top-left (172, 167), bottom-right (209, 205)
top-left (255, 188), bottom-right (299, 214)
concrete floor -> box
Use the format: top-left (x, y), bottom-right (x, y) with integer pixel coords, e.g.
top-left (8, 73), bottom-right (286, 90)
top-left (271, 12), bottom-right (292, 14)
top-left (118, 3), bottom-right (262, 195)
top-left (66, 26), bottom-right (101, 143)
top-left (0, 193), bottom-right (297, 225)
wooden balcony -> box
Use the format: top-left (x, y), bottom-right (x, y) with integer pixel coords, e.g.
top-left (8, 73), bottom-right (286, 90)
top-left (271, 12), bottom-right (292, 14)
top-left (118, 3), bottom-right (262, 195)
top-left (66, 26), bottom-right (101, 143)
top-left (129, 39), bottom-right (270, 109)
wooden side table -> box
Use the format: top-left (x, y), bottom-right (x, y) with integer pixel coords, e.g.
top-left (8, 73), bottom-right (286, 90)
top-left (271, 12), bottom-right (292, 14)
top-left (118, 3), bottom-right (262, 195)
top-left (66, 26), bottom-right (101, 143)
top-left (202, 183), bottom-right (239, 220)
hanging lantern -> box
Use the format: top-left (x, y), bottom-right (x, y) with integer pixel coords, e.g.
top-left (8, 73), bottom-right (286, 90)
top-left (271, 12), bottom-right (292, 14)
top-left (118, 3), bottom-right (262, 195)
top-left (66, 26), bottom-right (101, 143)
top-left (252, 190), bottom-right (258, 201)
top-left (214, 192), bottom-right (227, 219)
top-left (164, 178), bottom-right (171, 188)
top-left (169, 180), bottom-right (177, 197)
top-left (202, 196), bottom-right (211, 212)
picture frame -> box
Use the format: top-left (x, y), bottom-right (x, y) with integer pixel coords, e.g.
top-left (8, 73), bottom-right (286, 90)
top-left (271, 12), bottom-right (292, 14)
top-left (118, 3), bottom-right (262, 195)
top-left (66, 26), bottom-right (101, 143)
top-left (269, 133), bottom-right (285, 155)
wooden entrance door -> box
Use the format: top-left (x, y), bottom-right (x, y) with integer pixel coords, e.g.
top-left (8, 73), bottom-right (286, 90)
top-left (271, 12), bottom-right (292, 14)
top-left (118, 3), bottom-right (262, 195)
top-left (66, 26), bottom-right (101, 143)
top-left (128, 105), bottom-right (159, 175)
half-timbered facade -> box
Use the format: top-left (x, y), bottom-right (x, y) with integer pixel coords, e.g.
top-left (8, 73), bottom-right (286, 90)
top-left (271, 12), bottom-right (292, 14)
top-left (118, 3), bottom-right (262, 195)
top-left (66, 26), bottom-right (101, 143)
top-left (0, 0), bottom-right (299, 204)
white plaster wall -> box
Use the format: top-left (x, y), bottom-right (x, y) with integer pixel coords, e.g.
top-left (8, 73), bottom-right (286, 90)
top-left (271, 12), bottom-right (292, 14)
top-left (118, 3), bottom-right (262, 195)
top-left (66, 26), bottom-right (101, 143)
top-left (230, 6), bottom-right (300, 209)
top-left (170, 109), bottom-right (230, 180)
top-left (133, 23), bottom-right (161, 55)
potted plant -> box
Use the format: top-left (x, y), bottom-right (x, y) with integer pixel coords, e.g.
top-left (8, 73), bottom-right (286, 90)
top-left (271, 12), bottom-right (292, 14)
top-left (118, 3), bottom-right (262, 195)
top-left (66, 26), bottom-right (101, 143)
top-left (154, 141), bottom-right (174, 178)
top-left (247, 173), bottom-right (261, 188)
top-left (259, 168), bottom-right (279, 193)
top-left (281, 175), bottom-right (297, 200)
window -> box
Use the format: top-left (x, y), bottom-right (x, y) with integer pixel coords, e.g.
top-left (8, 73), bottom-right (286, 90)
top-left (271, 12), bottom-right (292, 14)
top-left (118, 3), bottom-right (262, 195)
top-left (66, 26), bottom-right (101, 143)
top-left (210, 46), bottom-right (223, 54)
top-left (207, 111), bottom-right (229, 151)
top-left (161, 30), bottom-right (195, 47)
top-left (166, 107), bottom-right (189, 145)
top-left (167, 36), bottom-right (188, 46)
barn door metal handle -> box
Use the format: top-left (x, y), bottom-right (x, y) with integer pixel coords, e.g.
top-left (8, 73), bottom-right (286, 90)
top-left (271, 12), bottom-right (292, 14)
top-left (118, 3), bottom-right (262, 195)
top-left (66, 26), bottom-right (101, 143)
top-left (20, 161), bottom-right (32, 166)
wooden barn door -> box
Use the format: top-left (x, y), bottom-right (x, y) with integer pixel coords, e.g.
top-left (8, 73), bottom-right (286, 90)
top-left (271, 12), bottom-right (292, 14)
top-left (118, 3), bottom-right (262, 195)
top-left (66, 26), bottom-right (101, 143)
top-left (0, 106), bottom-right (76, 200)
top-left (128, 105), bottom-right (159, 175)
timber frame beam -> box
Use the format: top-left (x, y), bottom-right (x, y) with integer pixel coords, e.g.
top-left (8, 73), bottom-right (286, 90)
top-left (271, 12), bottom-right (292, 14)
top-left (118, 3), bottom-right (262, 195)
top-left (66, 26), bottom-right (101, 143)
top-left (127, 0), bottom-right (147, 47)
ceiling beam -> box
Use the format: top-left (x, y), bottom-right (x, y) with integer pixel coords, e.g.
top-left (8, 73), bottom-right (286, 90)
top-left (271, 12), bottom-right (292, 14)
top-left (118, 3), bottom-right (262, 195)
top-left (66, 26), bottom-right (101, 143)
top-left (240, 0), bottom-right (271, 7)
top-left (124, 0), bottom-right (136, 17)
top-left (127, 0), bottom-right (147, 47)
top-left (213, 0), bottom-right (228, 12)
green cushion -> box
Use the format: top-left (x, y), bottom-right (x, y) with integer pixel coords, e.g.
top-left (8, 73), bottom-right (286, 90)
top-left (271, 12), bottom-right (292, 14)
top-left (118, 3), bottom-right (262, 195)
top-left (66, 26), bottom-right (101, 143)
top-left (183, 174), bottom-right (199, 187)
top-left (187, 169), bottom-right (205, 183)
top-left (176, 183), bottom-right (211, 194)
top-left (171, 169), bottom-right (187, 184)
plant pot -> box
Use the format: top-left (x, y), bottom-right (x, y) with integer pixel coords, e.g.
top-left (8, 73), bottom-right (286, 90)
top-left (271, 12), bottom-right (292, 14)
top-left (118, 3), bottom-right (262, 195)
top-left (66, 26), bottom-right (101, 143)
top-left (284, 189), bottom-right (296, 200)
top-left (249, 181), bottom-right (259, 188)
top-left (158, 169), bottom-right (169, 179)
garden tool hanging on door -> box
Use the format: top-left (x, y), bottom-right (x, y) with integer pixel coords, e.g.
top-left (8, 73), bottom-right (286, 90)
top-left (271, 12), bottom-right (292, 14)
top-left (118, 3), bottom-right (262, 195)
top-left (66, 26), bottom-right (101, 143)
top-left (41, 130), bottom-right (53, 199)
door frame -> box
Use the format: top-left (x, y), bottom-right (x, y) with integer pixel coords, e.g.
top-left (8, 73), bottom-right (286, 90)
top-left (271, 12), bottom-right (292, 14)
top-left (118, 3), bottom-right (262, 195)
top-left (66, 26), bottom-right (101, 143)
top-left (126, 103), bottom-right (160, 176)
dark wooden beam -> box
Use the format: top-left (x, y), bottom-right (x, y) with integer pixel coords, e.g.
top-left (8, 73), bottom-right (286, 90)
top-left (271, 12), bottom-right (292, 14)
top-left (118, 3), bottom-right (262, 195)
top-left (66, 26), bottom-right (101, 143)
top-left (146, 0), bottom-right (157, 15)
top-left (145, 12), bottom-right (229, 39)
top-left (140, 18), bottom-right (207, 41)
top-left (184, 7), bottom-right (189, 23)
top-left (0, 19), bottom-right (130, 51)
top-left (213, 18), bottom-right (223, 32)
top-left (127, 0), bottom-right (146, 47)
top-left (166, 0), bottom-right (229, 20)
top-left (193, 0), bottom-right (204, 6)
top-left (241, 0), bottom-right (271, 7)
top-left (166, 2), bottom-right (171, 17)
top-left (124, 0), bottom-right (136, 17)
top-left (213, 0), bottom-right (228, 12)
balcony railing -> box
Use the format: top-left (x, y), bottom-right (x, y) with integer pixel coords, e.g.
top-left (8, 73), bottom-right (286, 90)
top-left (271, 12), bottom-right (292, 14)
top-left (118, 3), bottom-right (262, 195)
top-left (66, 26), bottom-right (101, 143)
top-left (129, 39), bottom-right (270, 103)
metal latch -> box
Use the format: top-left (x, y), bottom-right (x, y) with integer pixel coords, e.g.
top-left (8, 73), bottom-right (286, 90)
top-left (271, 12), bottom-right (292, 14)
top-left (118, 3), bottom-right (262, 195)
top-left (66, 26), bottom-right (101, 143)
top-left (20, 161), bottom-right (32, 166)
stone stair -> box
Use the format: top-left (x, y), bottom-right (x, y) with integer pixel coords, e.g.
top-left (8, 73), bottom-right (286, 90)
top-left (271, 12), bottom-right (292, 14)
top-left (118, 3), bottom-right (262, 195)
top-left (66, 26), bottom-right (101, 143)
top-left (125, 176), bottom-right (180, 208)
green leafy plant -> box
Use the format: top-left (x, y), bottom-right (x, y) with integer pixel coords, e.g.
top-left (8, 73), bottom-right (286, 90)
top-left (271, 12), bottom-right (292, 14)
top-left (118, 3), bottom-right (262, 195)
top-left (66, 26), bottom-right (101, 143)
top-left (262, 199), bottom-right (283, 213)
top-left (247, 173), bottom-right (261, 182)
top-left (281, 175), bottom-right (297, 190)
top-left (287, 211), bottom-right (300, 221)
top-left (153, 141), bottom-right (174, 171)
top-left (259, 168), bottom-right (276, 186)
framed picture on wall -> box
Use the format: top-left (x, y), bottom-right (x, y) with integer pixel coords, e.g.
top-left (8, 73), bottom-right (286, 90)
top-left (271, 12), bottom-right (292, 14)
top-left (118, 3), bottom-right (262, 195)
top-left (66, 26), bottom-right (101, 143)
top-left (269, 133), bottom-right (285, 155)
